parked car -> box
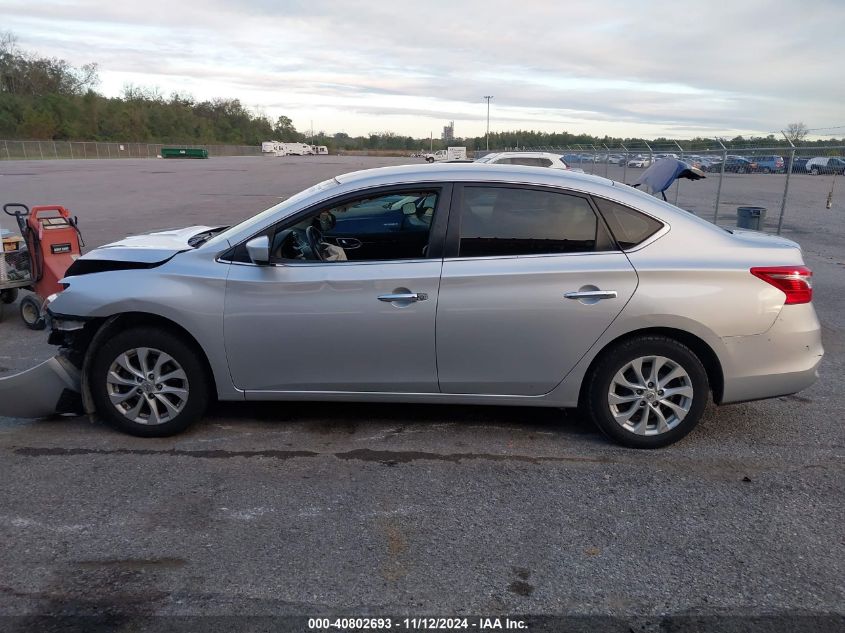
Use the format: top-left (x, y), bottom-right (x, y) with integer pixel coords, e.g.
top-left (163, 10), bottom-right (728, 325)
top-left (476, 151), bottom-right (569, 170)
top-left (704, 157), bottom-right (757, 173)
top-left (753, 155), bottom-right (785, 174)
top-left (608, 154), bottom-right (626, 165)
top-left (805, 157), bottom-right (845, 175)
top-left (785, 156), bottom-right (809, 173)
top-left (627, 156), bottom-right (652, 168)
top-left (0, 164), bottom-right (822, 449)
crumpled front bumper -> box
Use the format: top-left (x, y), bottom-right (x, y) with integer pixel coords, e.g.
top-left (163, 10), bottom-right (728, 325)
top-left (0, 355), bottom-right (81, 418)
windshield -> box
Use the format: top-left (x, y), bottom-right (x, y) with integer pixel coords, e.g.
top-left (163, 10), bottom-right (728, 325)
top-left (202, 178), bottom-right (339, 248)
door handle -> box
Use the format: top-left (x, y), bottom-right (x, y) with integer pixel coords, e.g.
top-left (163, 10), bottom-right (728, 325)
top-left (378, 292), bottom-right (428, 303)
top-left (335, 237), bottom-right (362, 249)
top-left (564, 290), bottom-right (618, 300)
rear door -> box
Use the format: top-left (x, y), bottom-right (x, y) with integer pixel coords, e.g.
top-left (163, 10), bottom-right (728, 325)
top-left (435, 184), bottom-right (638, 396)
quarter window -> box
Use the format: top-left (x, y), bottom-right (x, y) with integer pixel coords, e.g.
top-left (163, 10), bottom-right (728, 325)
top-left (458, 186), bottom-right (600, 257)
top-left (593, 197), bottom-right (663, 249)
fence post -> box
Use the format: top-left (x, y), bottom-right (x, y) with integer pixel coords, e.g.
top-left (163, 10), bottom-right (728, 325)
top-left (95, 142), bottom-right (100, 159)
top-left (602, 144), bottom-right (610, 178)
top-left (22, 142), bottom-right (27, 159)
top-left (712, 139), bottom-right (728, 224)
top-left (52, 141), bottom-right (58, 158)
top-left (38, 142), bottom-right (44, 159)
top-left (776, 132), bottom-right (798, 235)
top-left (69, 142), bottom-right (73, 159)
top-left (673, 141), bottom-right (684, 205)
top-left (621, 144), bottom-right (628, 184)
top-left (3, 140), bottom-right (9, 160)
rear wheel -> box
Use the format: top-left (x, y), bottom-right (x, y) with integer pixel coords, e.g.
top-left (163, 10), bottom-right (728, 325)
top-left (584, 336), bottom-right (709, 448)
top-left (810, 167), bottom-right (819, 175)
top-left (90, 327), bottom-right (209, 437)
top-left (763, 167), bottom-right (771, 174)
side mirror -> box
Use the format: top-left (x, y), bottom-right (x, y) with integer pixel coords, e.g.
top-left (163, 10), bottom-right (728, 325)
top-left (245, 235), bottom-right (270, 265)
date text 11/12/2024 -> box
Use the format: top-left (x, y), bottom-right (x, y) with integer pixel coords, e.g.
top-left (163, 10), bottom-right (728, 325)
top-left (307, 617), bottom-right (528, 630)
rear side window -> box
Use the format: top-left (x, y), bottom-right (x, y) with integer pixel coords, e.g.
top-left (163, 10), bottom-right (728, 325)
top-left (458, 186), bottom-right (601, 257)
top-left (593, 197), bottom-right (663, 249)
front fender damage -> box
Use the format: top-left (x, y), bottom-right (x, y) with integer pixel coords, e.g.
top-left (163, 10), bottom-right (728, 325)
top-left (0, 354), bottom-right (81, 418)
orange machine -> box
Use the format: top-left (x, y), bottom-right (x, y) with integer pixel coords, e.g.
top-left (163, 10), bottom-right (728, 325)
top-left (2, 204), bottom-right (84, 329)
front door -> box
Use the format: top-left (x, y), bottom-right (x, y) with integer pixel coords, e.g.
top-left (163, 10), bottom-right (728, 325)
top-left (436, 184), bottom-right (638, 396)
top-left (224, 186), bottom-right (449, 393)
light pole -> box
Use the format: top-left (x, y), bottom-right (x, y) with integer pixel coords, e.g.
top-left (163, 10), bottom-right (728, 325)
top-left (483, 96), bottom-right (493, 151)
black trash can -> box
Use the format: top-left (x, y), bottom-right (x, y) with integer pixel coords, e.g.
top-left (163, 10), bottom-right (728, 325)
top-left (736, 206), bottom-right (767, 230)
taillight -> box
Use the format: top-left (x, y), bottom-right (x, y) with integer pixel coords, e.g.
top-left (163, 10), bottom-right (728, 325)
top-left (750, 266), bottom-right (813, 304)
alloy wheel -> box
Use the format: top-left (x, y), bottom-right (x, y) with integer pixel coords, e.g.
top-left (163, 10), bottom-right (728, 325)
top-left (106, 347), bottom-right (189, 425)
top-left (607, 355), bottom-right (693, 436)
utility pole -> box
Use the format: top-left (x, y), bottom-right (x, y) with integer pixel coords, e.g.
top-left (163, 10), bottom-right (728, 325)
top-left (483, 96), bottom-right (493, 151)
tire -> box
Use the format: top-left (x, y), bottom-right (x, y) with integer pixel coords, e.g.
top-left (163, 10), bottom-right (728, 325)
top-left (737, 167), bottom-right (746, 174)
top-left (810, 168), bottom-right (819, 175)
top-left (20, 294), bottom-right (46, 330)
top-left (1, 288), bottom-right (18, 304)
top-left (90, 326), bottom-right (209, 437)
top-left (763, 167), bottom-right (771, 174)
top-left (584, 336), bottom-right (709, 449)
top-left (426, 157), bottom-right (434, 163)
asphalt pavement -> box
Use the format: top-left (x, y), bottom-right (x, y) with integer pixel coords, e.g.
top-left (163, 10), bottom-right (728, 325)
top-left (0, 157), bottom-right (842, 630)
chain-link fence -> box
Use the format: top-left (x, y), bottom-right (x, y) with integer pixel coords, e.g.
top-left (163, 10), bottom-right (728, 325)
top-left (475, 142), bottom-right (845, 235)
top-left (0, 140), bottom-right (261, 160)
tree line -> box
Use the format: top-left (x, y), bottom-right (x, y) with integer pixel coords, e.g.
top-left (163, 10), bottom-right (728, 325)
top-left (1, 32), bottom-right (840, 151)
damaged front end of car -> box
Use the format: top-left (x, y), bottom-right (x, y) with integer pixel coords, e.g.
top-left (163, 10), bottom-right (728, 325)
top-left (0, 224), bottom-right (222, 420)
top-left (0, 309), bottom-right (102, 418)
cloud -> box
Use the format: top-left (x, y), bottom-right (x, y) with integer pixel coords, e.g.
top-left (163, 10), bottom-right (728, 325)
top-left (2, 0), bottom-right (841, 138)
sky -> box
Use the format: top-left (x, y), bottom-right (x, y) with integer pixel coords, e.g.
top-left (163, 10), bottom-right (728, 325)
top-left (2, 0), bottom-right (843, 140)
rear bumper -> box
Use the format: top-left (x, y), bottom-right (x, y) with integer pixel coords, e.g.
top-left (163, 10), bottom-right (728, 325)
top-left (720, 304), bottom-right (824, 404)
top-left (0, 355), bottom-right (81, 418)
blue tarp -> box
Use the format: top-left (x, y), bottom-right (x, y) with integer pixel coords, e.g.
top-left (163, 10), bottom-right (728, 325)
top-left (633, 158), bottom-right (705, 197)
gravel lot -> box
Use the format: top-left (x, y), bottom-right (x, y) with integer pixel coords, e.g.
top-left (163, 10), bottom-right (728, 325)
top-left (0, 156), bottom-right (842, 629)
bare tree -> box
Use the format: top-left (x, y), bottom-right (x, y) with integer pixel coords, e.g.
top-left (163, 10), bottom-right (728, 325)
top-left (784, 122), bottom-right (809, 144)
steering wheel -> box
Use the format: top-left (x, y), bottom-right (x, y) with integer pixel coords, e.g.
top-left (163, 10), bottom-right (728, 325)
top-left (306, 225), bottom-right (324, 261)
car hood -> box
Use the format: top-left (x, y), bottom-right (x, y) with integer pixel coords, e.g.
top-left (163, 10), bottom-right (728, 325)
top-left (79, 226), bottom-right (215, 264)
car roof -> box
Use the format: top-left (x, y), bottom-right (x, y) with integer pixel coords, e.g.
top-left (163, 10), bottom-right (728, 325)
top-left (334, 162), bottom-right (612, 189)
top-left (485, 151), bottom-right (562, 158)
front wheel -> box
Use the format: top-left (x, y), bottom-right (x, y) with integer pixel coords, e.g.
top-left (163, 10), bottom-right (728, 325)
top-left (90, 327), bottom-right (209, 437)
top-left (20, 294), bottom-right (46, 330)
top-left (584, 336), bottom-right (709, 448)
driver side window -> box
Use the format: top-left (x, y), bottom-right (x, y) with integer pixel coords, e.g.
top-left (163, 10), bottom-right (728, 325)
top-left (271, 190), bottom-right (439, 263)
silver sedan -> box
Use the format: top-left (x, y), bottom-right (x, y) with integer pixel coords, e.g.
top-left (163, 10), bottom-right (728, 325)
top-left (0, 164), bottom-right (823, 447)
